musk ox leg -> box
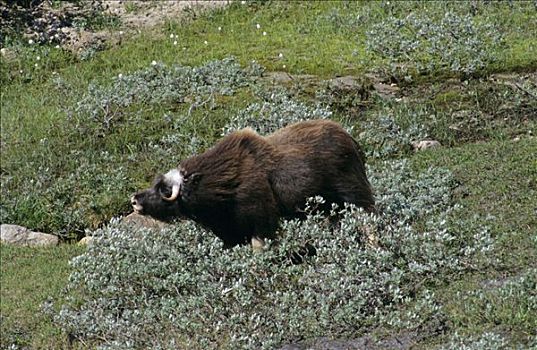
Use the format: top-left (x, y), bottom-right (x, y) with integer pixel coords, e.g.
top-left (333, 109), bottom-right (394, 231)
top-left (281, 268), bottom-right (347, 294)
top-left (331, 174), bottom-right (375, 212)
top-left (251, 236), bottom-right (266, 251)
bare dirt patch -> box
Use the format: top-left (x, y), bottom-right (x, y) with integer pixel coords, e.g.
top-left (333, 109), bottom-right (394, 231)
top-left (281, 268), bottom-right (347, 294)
top-left (1, 0), bottom-right (229, 56)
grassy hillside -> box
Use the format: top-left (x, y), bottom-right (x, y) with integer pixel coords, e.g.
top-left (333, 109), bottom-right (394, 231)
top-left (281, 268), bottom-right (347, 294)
top-left (1, 1), bottom-right (535, 349)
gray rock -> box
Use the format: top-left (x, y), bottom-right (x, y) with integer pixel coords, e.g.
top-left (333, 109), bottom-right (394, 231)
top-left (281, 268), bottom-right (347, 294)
top-left (263, 72), bottom-right (318, 84)
top-left (264, 71), bottom-right (295, 84)
top-left (122, 212), bottom-right (170, 230)
top-left (1, 224), bottom-right (59, 246)
top-left (329, 75), bottom-right (364, 89)
top-left (373, 82), bottom-right (400, 98)
top-left (411, 140), bottom-right (441, 151)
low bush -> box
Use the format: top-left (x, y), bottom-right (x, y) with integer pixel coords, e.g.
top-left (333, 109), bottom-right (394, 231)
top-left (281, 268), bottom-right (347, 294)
top-left (50, 160), bottom-right (496, 349)
top-left (222, 89), bottom-right (333, 135)
top-left (72, 57), bottom-right (258, 136)
top-left (366, 9), bottom-right (503, 79)
top-left (437, 331), bottom-right (509, 350)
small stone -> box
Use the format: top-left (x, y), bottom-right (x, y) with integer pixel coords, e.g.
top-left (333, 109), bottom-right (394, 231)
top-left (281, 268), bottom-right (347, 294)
top-left (1, 224), bottom-right (59, 246)
top-left (0, 48), bottom-right (15, 60)
top-left (78, 236), bottom-right (93, 246)
top-left (411, 140), bottom-right (441, 151)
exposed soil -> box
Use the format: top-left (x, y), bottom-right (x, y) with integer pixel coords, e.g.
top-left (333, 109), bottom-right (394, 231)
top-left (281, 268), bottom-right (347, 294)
top-left (1, 0), bottom-right (229, 55)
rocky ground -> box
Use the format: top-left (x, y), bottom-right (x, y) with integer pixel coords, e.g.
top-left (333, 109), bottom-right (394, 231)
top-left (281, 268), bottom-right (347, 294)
top-left (1, 0), bottom-right (228, 55)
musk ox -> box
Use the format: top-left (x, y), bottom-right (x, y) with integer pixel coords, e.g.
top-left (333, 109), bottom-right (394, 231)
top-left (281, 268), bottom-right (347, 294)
top-left (131, 119), bottom-right (374, 249)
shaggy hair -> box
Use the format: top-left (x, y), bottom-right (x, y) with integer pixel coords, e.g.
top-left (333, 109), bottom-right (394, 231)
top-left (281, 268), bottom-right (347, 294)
top-left (132, 120), bottom-right (374, 248)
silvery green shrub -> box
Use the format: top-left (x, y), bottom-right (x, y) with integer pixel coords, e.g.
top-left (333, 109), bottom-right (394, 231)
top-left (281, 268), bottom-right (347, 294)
top-left (52, 160), bottom-right (496, 349)
top-left (360, 113), bottom-right (428, 159)
top-left (73, 57), bottom-right (258, 133)
top-left (366, 10), bottom-right (503, 77)
top-left (437, 332), bottom-right (509, 350)
top-left (222, 90), bottom-right (334, 135)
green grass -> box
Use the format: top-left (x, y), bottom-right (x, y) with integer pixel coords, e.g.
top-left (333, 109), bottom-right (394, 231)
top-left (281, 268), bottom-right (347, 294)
top-left (1, 1), bottom-right (536, 348)
top-left (411, 139), bottom-right (537, 345)
top-left (0, 244), bottom-right (84, 349)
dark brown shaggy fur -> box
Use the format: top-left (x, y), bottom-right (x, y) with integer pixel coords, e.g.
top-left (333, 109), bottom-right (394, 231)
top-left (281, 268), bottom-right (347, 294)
top-left (132, 120), bottom-right (374, 247)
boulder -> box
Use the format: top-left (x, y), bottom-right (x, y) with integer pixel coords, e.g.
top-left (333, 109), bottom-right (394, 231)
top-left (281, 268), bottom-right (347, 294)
top-left (1, 224), bottom-right (59, 246)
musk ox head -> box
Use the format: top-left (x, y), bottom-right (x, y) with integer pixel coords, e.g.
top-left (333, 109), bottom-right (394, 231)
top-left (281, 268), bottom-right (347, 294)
top-left (131, 168), bottom-right (198, 222)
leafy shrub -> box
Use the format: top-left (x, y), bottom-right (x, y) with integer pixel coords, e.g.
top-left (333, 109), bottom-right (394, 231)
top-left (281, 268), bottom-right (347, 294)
top-left (366, 10), bottom-right (503, 78)
top-left (50, 160), bottom-right (496, 349)
top-left (437, 332), bottom-right (509, 350)
top-left (222, 89), bottom-right (334, 135)
top-left (360, 111), bottom-right (428, 159)
top-left (73, 57), bottom-right (258, 135)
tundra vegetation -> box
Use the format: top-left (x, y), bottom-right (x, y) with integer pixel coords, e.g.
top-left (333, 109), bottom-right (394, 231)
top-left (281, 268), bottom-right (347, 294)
top-left (1, 1), bottom-right (536, 349)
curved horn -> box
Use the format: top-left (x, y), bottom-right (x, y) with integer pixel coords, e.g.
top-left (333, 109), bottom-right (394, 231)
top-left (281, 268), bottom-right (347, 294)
top-left (162, 184), bottom-right (180, 202)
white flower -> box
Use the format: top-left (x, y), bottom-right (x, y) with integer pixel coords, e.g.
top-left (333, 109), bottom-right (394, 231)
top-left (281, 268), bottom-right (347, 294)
top-left (119, 31), bottom-right (124, 35)
top-left (118, 73), bottom-right (123, 78)
top-left (218, 26), bottom-right (222, 31)
top-left (55, 45), bottom-right (60, 49)
top-left (173, 40), bottom-right (177, 45)
top-left (204, 40), bottom-right (208, 45)
top-left (151, 60), bottom-right (157, 66)
top-left (283, 64), bottom-right (286, 68)
top-left (36, 56), bottom-right (41, 61)
top-left (241, 0), bottom-right (246, 4)
top-left (169, 33), bottom-right (174, 38)
top-left (34, 63), bottom-right (38, 68)
top-left (278, 53), bottom-right (283, 58)
top-left (28, 39), bottom-right (34, 45)
top-left (263, 31), bottom-right (267, 36)
top-left (256, 23), bottom-right (261, 29)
